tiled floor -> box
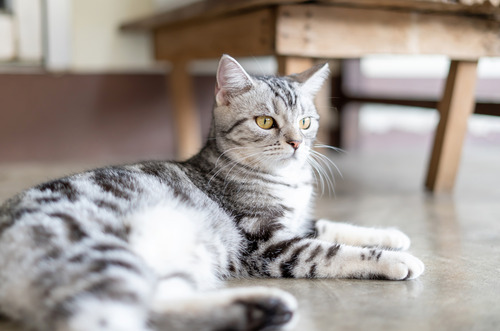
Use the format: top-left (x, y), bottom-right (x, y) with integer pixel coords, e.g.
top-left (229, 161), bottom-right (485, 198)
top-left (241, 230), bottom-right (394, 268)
top-left (1, 137), bottom-right (499, 331)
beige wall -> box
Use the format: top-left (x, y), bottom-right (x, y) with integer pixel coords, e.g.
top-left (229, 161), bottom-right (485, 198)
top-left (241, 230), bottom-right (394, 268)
top-left (58, 0), bottom-right (275, 74)
top-left (70, 0), bottom-right (207, 72)
top-left (71, 0), bottom-right (155, 72)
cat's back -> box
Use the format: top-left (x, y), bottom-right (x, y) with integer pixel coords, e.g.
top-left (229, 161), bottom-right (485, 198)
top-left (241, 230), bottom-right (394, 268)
top-left (0, 160), bottom-right (224, 238)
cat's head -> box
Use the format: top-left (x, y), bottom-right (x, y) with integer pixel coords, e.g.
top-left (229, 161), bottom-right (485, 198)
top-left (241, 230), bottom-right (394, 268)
top-left (212, 55), bottom-right (329, 174)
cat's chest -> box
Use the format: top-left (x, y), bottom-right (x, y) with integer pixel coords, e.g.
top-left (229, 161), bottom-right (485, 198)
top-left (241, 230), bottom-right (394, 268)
top-left (272, 182), bottom-right (313, 229)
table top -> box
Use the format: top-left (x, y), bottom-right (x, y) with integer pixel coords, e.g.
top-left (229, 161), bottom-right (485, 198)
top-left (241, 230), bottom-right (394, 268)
top-left (122, 0), bottom-right (500, 31)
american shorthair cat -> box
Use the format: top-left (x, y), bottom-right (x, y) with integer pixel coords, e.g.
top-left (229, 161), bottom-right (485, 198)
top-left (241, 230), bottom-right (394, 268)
top-left (0, 55), bottom-right (424, 331)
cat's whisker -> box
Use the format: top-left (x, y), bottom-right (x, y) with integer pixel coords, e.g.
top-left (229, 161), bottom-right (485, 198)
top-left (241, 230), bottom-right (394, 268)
top-left (307, 149), bottom-right (338, 197)
top-left (214, 146), bottom-right (253, 168)
top-left (210, 159), bottom-right (242, 185)
top-left (213, 143), bottom-right (284, 186)
top-left (313, 144), bottom-right (346, 154)
top-left (222, 150), bottom-right (264, 187)
top-left (312, 158), bottom-right (330, 197)
top-left (305, 148), bottom-right (327, 195)
top-left (308, 155), bottom-right (332, 197)
top-left (313, 153), bottom-right (337, 196)
top-left (310, 150), bottom-right (337, 183)
top-left (208, 147), bottom-right (257, 184)
top-left (310, 149), bottom-right (343, 179)
top-left (312, 143), bottom-right (345, 179)
top-left (230, 153), bottom-right (274, 193)
top-left (306, 157), bottom-right (325, 196)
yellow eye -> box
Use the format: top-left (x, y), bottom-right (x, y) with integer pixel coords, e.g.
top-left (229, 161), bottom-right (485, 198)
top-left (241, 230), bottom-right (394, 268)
top-left (299, 117), bottom-right (311, 130)
top-left (256, 116), bottom-right (274, 129)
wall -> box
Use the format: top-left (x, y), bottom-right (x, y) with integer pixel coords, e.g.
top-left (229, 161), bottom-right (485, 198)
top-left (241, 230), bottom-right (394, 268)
top-left (0, 74), bottom-right (215, 162)
top-left (71, 0), bottom-right (155, 72)
top-left (69, 0), bottom-right (209, 72)
top-left (0, 0), bottom-right (220, 163)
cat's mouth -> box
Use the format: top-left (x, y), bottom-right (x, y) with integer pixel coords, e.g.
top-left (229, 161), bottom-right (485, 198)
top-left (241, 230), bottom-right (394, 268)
top-left (280, 149), bottom-right (301, 162)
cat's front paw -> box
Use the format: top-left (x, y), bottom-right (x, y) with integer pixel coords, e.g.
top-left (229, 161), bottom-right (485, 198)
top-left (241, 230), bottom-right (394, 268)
top-left (315, 220), bottom-right (411, 250)
top-left (379, 251), bottom-right (425, 280)
top-left (379, 228), bottom-right (411, 251)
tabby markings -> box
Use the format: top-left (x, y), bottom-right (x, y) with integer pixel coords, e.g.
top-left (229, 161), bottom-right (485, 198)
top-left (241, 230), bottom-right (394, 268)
top-left (307, 264), bottom-right (317, 278)
top-left (92, 169), bottom-right (137, 200)
top-left (305, 245), bottom-right (323, 263)
top-left (258, 77), bottom-right (298, 109)
top-left (326, 245), bottom-right (341, 259)
top-left (222, 118), bottom-right (249, 136)
top-left (89, 259), bottom-right (142, 276)
top-left (85, 277), bottom-right (140, 303)
top-left (262, 238), bottom-right (302, 261)
top-left (36, 179), bottom-right (78, 202)
top-left (280, 243), bottom-right (311, 278)
top-left (49, 212), bottom-right (87, 242)
top-left (31, 225), bottom-right (54, 245)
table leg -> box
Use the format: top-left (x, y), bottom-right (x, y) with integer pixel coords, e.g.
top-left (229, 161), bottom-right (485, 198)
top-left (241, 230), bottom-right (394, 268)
top-left (277, 56), bottom-right (315, 76)
top-left (168, 60), bottom-right (202, 160)
top-left (277, 56), bottom-right (332, 145)
top-left (425, 60), bottom-right (478, 193)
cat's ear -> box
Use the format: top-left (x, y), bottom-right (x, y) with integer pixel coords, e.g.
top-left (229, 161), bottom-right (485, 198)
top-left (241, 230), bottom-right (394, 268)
top-left (215, 54), bottom-right (254, 106)
top-left (292, 63), bottom-right (330, 96)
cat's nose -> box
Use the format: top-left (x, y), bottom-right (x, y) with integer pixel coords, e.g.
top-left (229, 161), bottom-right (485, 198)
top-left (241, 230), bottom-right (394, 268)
top-left (287, 140), bottom-right (302, 150)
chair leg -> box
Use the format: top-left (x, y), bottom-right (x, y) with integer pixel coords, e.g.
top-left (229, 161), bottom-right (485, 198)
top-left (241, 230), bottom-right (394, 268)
top-left (168, 60), bottom-right (202, 160)
top-left (425, 60), bottom-right (478, 193)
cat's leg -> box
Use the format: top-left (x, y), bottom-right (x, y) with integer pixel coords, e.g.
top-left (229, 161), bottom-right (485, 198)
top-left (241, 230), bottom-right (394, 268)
top-left (127, 204), bottom-right (224, 302)
top-left (0, 217), bottom-right (155, 331)
top-left (151, 286), bottom-right (298, 331)
top-left (312, 219), bottom-right (411, 250)
top-left (146, 246), bottom-right (297, 331)
top-left (127, 205), bottom-right (297, 331)
top-left (52, 241), bottom-right (155, 331)
top-left (252, 235), bottom-right (424, 280)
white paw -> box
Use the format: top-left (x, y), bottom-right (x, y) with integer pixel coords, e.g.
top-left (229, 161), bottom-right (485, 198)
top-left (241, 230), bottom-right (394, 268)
top-left (380, 228), bottom-right (411, 251)
top-left (315, 220), bottom-right (412, 250)
top-left (380, 251), bottom-right (425, 280)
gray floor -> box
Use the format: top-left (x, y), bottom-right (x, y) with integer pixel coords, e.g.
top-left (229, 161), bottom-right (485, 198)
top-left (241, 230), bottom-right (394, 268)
top-left (1, 138), bottom-right (499, 331)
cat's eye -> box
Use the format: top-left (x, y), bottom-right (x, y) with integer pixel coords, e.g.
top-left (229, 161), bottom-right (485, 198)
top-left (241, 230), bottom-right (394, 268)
top-left (299, 117), bottom-right (311, 130)
top-left (256, 116), bottom-right (275, 130)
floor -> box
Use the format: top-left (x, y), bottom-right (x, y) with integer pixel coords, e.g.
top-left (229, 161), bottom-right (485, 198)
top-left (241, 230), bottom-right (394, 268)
top-left (0, 130), bottom-right (499, 331)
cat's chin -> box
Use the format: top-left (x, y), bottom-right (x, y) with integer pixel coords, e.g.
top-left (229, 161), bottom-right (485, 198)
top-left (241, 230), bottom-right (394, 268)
top-left (258, 155), bottom-right (307, 175)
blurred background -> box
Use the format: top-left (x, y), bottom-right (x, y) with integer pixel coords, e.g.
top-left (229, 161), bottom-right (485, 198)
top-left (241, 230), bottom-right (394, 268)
top-left (1, 0), bottom-right (499, 165)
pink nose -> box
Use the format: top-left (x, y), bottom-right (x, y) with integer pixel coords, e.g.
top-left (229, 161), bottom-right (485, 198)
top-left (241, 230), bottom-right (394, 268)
top-left (287, 140), bottom-right (301, 150)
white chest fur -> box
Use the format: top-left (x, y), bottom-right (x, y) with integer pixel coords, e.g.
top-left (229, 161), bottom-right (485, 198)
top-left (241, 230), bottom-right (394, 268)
top-left (272, 178), bottom-right (314, 234)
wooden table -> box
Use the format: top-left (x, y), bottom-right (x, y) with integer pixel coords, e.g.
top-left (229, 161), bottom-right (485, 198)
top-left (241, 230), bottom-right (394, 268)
top-left (122, 0), bottom-right (500, 192)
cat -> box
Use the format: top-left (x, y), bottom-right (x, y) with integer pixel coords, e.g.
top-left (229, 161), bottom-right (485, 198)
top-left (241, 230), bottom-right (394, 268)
top-left (0, 54), bottom-right (424, 331)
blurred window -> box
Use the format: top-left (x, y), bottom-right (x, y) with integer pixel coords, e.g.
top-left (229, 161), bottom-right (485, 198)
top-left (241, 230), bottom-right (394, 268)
top-left (0, 0), bottom-right (43, 67)
top-left (361, 55), bottom-right (500, 79)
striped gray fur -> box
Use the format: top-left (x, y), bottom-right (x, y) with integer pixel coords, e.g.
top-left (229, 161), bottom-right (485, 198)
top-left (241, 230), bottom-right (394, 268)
top-left (0, 55), bottom-right (424, 331)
